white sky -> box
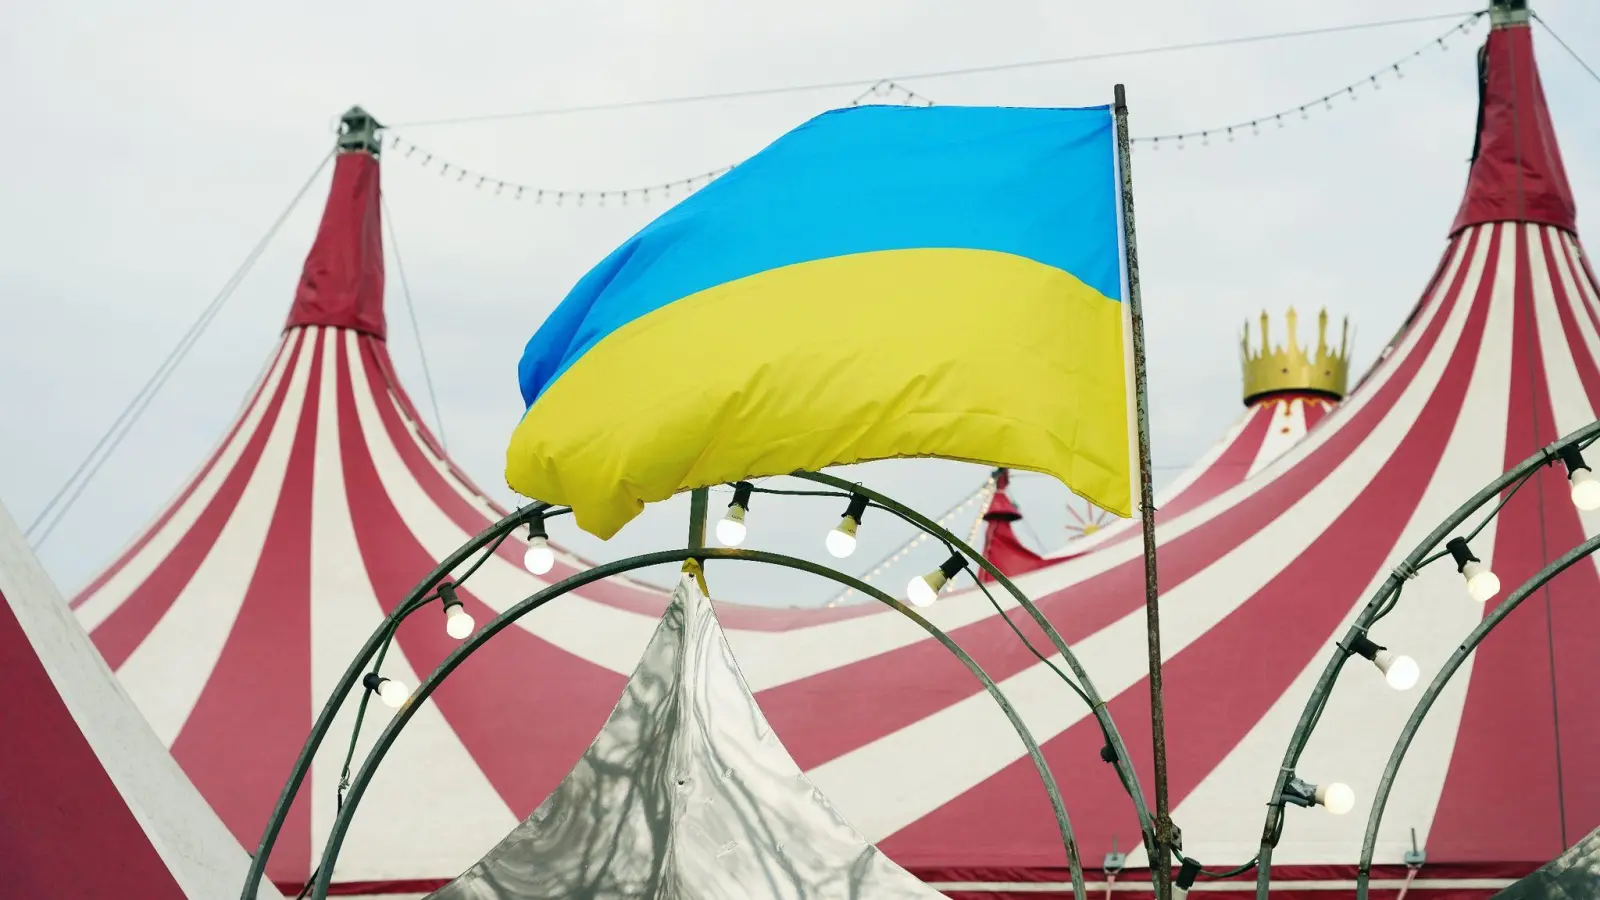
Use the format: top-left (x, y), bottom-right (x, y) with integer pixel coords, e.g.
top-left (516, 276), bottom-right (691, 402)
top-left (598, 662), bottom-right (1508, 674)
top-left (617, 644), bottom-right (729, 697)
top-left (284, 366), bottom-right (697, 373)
top-left (2, 0), bottom-right (1598, 607)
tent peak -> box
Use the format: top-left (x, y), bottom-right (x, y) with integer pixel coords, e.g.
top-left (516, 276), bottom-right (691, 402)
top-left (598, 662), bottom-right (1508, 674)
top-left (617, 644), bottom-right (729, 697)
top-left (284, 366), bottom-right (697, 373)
top-left (1450, 1), bottom-right (1576, 235)
top-left (1489, 0), bottom-right (1529, 28)
top-left (336, 106), bottom-right (382, 156)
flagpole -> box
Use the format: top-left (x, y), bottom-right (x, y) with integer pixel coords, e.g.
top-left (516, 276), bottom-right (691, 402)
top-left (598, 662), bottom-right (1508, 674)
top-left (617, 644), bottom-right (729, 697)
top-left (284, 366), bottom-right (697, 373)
top-left (1113, 83), bottom-right (1173, 900)
top-left (688, 487), bottom-right (709, 550)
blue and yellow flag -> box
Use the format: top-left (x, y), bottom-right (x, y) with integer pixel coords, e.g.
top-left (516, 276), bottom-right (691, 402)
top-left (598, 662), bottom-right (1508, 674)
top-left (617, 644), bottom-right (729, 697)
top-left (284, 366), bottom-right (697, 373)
top-left (509, 104), bottom-right (1130, 538)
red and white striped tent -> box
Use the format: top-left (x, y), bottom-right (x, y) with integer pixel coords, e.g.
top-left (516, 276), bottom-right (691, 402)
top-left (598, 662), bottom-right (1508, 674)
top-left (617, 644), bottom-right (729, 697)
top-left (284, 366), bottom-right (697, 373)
top-left (70, 5), bottom-right (1596, 897)
top-left (0, 498), bottom-right (281, 899)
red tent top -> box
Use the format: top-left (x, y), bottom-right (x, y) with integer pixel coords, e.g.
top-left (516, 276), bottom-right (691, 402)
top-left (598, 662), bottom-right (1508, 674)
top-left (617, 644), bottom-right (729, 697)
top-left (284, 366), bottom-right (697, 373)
top-left (1451, 9), bottom-right (1576, 235)
top-left (283, 109), bottom-right (387, 339)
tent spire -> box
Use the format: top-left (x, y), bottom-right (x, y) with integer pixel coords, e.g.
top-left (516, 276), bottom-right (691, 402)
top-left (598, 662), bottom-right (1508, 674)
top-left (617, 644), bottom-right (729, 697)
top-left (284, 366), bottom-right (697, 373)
top-left (1450, 0), bottom-right (1576, 235)
top-left (336, 106), bottom-right (382, 156)
top-left (282, 105), bottom-right (388, 339)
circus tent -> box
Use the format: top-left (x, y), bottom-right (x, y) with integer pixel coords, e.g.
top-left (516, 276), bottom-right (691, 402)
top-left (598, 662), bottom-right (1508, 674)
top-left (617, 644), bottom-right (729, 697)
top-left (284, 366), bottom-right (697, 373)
top-left (0, 498), bottom-right (281, 899)
top-left (69, 4), bottom-right (1596, 898)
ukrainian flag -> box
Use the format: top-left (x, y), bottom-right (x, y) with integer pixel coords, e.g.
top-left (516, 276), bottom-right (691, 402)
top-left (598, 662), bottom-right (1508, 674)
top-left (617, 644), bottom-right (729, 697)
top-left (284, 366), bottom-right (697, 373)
top-left (509, 104), bottom-right (1130, 539)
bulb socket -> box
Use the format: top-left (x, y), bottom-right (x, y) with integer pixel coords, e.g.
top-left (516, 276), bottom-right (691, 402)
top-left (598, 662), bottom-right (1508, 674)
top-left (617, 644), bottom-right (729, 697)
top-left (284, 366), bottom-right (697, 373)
top-left (362, 673), bottom-right (386, 693)
top-left (729, 481), bottom-right (754, 512)
top-left (1281, 775), bottom-right (1317, 809)
top-left (1347, 633), bottom-right (1383, 662)
top-left (438, 580), bottom-right (462, 612)
top-left (1176, 857), bottom-right (1202, 891)
top-left (1445, 537), bottom-right (1479, 573)
top-left (527, 512), bottom-right (548, 542)
top-left (1099, 743), bottom-right (1118, 764)
top-left (938, 554), bottom-right (967, 580)
top-left (843, 494), bottom-right (869, 523)
top-left (1559, 444), bottom-right (1591, 478)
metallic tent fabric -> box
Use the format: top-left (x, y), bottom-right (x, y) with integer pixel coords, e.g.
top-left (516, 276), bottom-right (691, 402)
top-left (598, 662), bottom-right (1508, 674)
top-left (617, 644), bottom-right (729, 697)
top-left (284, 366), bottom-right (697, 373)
top-left (426, 575), bottom-right (939, 900)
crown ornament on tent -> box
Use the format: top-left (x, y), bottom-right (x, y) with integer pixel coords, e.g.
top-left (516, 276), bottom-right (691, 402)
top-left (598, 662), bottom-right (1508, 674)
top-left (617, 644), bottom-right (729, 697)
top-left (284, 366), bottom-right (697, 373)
top-left (1241, 308), bottom-right (1351, 404)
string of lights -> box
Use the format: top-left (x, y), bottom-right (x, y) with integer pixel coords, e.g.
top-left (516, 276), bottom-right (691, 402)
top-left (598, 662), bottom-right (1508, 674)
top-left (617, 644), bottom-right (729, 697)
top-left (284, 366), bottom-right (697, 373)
top-left (824, 476), bottom-right (996, 609)
top-left (384, 132), bottom-right (733, 207)
top-left (1135, 12), bottom-right (1483, 149)
top-left (385, 13), bottom-right (1481, 209)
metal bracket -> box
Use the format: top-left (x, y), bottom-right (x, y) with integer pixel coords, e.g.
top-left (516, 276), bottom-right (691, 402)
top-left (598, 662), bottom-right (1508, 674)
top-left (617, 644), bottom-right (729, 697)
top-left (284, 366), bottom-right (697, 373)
top-left (336, 106), bottom-right (383, 156)
top-left (1103, 836), bottom-right (1126, 874)
top-left (1404, 827), bottom-right (1427, 867)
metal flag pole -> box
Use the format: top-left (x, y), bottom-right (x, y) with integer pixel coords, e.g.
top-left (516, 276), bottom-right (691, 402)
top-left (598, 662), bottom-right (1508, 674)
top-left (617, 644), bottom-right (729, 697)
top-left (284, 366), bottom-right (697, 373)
top-left (1113, 82), bottom-right (1173, 900)
top-left (688, 486), bottom-right (710, 550)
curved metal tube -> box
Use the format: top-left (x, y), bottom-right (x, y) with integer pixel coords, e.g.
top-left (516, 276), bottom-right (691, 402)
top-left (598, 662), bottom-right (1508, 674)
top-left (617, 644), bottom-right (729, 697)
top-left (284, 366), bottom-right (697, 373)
top-left (793, 470), bottom-right (1159, 855)
top-left (1253, 419), bottom-right (1600, 898)
top-left (307, 548), bottom-right (1090, 900)
top-left (238, 503), bottom-right (547, 900)
top-left (1352, 532), bottom-right (1600, 898)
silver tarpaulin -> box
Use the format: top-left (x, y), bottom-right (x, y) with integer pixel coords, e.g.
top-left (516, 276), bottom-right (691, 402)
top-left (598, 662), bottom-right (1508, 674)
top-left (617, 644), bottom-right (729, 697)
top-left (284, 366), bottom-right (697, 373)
top-left (425, 573), bottom-right (942, 900)
top-left (1493, 826), bottom-right (1600, 899)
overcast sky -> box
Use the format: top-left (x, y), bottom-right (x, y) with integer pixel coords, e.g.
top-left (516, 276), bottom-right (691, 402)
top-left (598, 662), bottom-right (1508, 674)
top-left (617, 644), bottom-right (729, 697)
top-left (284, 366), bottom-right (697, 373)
top-left (3, 0), bottom-right (1598, 607)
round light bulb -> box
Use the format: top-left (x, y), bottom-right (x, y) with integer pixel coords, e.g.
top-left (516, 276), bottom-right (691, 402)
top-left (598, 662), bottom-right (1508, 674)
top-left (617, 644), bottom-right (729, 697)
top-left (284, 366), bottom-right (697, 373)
top-left (1317, 781), bottom-right (1356, 815)
top-left (907, 570), bottom-right (947, 608)
top-left (445, 604), bottom-right (475, 640)
top-left (1375, 650), bottom-right (1419, 691)
top-left (716, 512), bottom-right (747, 547)
top-left (523, 537), bottom-right (555, 576)
top-left (1462, 561), bottom-right (1500, 603)
top-left (1572, 469), bottom-right (1600, 511)
top-left (826, 517), bottom-right (859, 559)
top-left (377, 677), bottom-right (409, 709)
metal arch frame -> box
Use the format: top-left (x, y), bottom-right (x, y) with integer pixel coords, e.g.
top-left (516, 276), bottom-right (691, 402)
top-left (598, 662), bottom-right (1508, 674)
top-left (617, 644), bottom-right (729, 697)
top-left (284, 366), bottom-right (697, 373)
top-left (794, 471), bottom-right (1159, 850)
top-left (240, 480), bottom-right (1155, 900)
top-left (1251, 419), bottom-right (1600, 898)
top-left (302, 547), bottom-right (1091, 900)
top-left (1354, 531), bottom-right (1600, 899)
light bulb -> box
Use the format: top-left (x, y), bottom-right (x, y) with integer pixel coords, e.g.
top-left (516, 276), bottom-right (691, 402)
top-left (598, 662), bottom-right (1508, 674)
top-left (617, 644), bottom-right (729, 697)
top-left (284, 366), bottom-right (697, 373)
top-left (826, 516), bottom-right (859, 558)
top-left (828, 496), bottom-right (869, 558)
top-left (717, 505), bottom-right (747, 547)
top-left (1316, 781), bottom-right (1356, 815)
top-left (1375, 649), bottom-right (1419, 691)
top-left (523, 536), bottom-right (555, 575)
top-left (907, 554), bottom-right (966, 609)
top-left (445, 604), bottom-right (475, 640)
top-left (1463, 561), bottom-right (1500, 603)
top-left (377, 677), bottom-right (409, 709)
top-left (907, 573), bottom-right (943, 608)
top-left (1572, 468), bottom-right (1600, 511)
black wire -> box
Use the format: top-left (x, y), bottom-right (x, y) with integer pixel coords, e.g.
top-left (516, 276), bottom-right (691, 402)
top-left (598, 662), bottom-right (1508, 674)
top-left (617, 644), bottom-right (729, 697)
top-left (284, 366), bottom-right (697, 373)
top-left (380, 192), bottom-right (449, 453)
top-left (744, 485), bottom-right (854, 498)
top-left (1175, 849), bottom-right (1260, 880)
top-left (967, 572), bottom-right (1093, 708)
top-left (390, 10), bottom-right (1481, 128)
top-left (1534, 12), bottom-right (1600, 87)
top-left (25, 147), bottom-right (337, 548)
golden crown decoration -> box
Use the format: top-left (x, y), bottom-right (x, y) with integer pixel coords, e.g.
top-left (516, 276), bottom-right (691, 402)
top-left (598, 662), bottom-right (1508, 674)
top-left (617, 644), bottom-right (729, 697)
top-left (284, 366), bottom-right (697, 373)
top-left (1240, 307), bottom-right (1351, 404)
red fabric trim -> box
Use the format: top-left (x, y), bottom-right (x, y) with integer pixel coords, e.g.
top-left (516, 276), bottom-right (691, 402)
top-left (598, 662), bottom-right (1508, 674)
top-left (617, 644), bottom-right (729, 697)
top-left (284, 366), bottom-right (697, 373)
top-left (0, 589), bottom-right (186, 898)
top-left (285, 152), bottom-right (387, 339)
top-left (1450, 24), bottom-right (1576, 236)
